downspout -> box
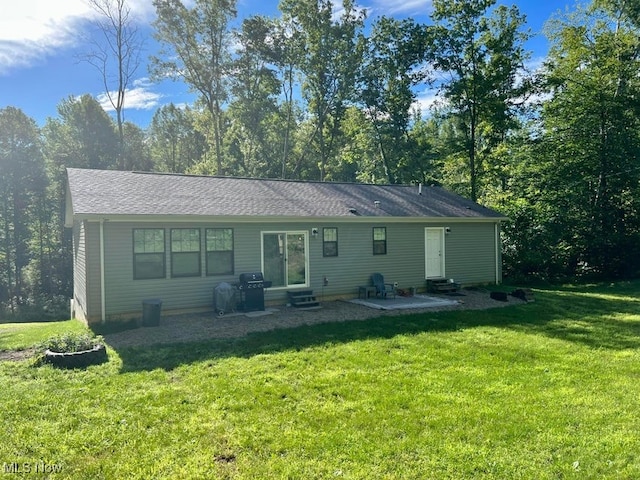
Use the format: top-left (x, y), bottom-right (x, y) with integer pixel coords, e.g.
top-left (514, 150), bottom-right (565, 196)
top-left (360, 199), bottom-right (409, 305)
top-left (494, 222), bottom-right (500, 285)
top-left (100, 219), bottom-right (106, 324)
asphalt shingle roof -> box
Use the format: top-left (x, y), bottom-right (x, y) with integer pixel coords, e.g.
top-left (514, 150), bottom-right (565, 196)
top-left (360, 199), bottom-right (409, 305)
top-left (66, 168), bottom-right (505, 220)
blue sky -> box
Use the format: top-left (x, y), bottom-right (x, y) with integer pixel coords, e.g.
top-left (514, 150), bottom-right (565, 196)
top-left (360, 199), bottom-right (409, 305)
top-left (0, 0), bottom-right (574, 128)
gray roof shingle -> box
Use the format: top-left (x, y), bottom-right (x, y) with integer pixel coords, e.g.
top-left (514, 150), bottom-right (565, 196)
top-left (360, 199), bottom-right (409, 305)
top-left (66, 168), bottom-right (505, 220)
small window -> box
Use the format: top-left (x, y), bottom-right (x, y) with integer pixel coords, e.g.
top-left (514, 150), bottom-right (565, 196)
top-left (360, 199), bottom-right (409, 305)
top-left (323, 228), bottom-right (338, 257)
top-left (206, 228), bottom-right (234, 275)
top-left (133, 229), bottom-right (165, 280)
top-left (373, 227), bottom-right (387, 255)
top-left (171, 228), bottom-right (201, 277)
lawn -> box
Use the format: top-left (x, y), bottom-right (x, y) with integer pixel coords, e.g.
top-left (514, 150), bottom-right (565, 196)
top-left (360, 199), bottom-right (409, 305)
top-left (1, 283), bottom-right (639, 479)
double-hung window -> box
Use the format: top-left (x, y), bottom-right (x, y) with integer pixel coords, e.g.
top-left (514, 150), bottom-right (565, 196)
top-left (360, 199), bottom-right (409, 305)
top-left (323, 228), bottom-right (338, 257)
top-left (373, 227), bottom-right (387, 255)
top-left (171, 228), bottom-right (201, 277)
top-left (206, 228), bottom-right (234, 275)
top-left (133, 229), bottom-right (165, 280)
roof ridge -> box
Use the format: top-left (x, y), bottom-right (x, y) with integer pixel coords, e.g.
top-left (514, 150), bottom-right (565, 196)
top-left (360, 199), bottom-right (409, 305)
top-left (127, 169), bottom-right (435, 189)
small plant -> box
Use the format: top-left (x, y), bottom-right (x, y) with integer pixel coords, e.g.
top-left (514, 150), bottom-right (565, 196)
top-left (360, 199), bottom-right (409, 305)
top-left (37, 331), bottom-right (107, 368)
top-left (40, 331), bottom-right (104, 354)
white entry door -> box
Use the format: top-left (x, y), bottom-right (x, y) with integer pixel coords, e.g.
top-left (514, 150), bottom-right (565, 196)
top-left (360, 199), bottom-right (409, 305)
top-left (425, 228), bottom-right (445, 278)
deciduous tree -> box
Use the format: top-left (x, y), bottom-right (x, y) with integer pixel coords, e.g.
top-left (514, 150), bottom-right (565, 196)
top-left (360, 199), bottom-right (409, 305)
top-left (81, 0), bottom-right (143, 168)
top-left (429, 0), bottom-right (530, 201)
top-left (151, 0), bottom-right (236, 175)
top-left (360, 17), bottom-right (429, 183)
top-left (279, 0), bottom-right (365, 181)
top-left (0, 108), bottom-right (46, 312)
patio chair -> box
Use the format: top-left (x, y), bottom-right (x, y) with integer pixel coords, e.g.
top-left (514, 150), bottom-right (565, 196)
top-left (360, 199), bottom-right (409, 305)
top-left (371, 273), bottom-right (396, 299)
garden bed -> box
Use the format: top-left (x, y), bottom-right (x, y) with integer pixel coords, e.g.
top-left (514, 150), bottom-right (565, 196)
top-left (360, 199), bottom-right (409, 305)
top-left (44, 344), bottom-right (108, 368)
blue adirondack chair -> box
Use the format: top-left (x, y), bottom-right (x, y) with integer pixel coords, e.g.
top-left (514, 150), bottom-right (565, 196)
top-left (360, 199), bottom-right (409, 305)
top-left (371, 273), bottom-right (396, 299)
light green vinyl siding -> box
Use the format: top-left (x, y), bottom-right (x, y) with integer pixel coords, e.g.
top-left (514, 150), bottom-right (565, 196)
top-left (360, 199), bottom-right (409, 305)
top-left (72, 220), bottom-right (87, 319)
top-left (444, 223), bottom-right (498, 284)
top-left (102, 222), bottom-right (252, 318)
top-left (83, 221), bottom-right (103, 320)
top-left (95, 220), bottom-right (500, 319)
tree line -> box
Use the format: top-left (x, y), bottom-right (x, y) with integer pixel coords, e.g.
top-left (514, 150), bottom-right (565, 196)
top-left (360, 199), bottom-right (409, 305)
top-left (2, 0), bottom-right (640, 320)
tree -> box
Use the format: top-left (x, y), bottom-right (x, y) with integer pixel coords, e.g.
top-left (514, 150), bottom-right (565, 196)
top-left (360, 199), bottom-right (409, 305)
top-left (334, 106), bottom-right (377, 182)
top-left (148, 103), bottom-right (207, 173)
top-left (267, 16), bottom-right (305, 178)
top-left (360, 17), bottom-right (430, 183)
top-left (279, 0), bottom-right (365, 181)
top-left (43, 95), bottom-right (119, 173)
top-left (122, 122), bottom-right (153, 171)
top-left (41, 95), bottom-right (120, 303)
top-left (0, 108), bottom-right (46, 312)
top-left (225, 16), bottom-right (283, 177)
top-left (429, 0), bottom-right (531, 201)
top-left (538, 2), bottom-right (640, 277)
top-left (151, 0), bottom-right (236, 175)
top-left (81, 0), bottom-right (143, 168)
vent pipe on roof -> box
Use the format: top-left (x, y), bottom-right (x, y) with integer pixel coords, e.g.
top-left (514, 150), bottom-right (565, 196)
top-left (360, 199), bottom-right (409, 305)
top-left (374, 200), bottom-right (380, 208)
top-left (418, 183), bottom-right (422, 195)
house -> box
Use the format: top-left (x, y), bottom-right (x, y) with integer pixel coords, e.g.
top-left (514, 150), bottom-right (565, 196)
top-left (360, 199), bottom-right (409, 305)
top-left (65, 168), bottom-right (507, 324)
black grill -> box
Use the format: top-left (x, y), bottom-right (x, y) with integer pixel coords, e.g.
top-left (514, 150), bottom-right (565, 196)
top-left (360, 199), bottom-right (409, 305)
top-left (238, 272), bottom-right (265, 311)
top-left (239, 272), bottom-right (264, 289)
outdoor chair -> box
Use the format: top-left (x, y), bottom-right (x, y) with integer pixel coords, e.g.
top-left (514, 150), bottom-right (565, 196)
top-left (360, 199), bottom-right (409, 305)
top-left (371, 273), bottom-right (396, 299)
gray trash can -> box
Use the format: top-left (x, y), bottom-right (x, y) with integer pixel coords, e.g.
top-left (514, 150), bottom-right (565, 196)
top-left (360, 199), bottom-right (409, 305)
top-left (142, 299), bottom-right (162, 326)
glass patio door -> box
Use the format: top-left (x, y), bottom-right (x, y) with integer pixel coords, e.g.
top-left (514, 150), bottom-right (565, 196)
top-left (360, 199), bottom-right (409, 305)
top-left (262, 232), bottom-right (308, 288)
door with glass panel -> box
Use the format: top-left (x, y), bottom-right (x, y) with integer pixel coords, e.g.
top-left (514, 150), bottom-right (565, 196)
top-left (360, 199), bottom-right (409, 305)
top-left (262, 232), bottom-right (308, 288)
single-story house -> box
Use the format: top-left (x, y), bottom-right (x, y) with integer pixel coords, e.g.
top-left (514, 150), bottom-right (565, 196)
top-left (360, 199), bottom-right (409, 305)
top-left (65, 167), bottom-right (507, 324)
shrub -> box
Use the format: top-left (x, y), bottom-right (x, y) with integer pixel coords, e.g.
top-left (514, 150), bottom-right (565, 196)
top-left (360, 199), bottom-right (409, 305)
top-left (40, 332), bottom-right (104, 354)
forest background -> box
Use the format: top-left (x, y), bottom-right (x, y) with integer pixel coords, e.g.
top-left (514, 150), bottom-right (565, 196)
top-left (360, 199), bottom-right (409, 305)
top-left (2, 0), bottom-right (639, 320)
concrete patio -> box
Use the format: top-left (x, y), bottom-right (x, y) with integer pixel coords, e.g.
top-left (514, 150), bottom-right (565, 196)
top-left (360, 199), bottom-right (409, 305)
top-left (348, 294), bottom-right (459, 310)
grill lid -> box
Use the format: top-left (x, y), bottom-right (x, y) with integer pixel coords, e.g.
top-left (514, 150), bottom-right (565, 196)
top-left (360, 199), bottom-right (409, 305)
top-left (239, 272), bottom-right (264, 283)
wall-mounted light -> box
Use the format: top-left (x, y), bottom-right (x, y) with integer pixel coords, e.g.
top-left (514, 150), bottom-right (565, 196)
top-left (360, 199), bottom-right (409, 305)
top-left (311, 227), bottom-right (319, 238)
top-left (445, 227), bottom-right (451, 234)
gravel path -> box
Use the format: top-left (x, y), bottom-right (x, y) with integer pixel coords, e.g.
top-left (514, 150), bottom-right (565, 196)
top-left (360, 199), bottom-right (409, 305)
top-left (104, 289), bottom-right (526, 349)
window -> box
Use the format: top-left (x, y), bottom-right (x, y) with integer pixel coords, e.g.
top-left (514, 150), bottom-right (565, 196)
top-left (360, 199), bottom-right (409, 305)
top-left (171, 228), bottom-right (201, 277)
top-left (323, 228), bottom-right (338, 257)
top-left (373, 227), bottom-right (387, 255)
top-left (206, 228), bottom-right (234, 275)
top-left (133, 229), bottom-right (165, 280)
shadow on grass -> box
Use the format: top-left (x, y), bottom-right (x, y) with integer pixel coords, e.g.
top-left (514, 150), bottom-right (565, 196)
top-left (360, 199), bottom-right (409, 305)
top-left (113, 285), bottom-right (640, 372)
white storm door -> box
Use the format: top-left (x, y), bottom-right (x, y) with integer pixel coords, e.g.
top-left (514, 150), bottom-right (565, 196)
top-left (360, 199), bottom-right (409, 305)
top-left (425, 228), bottom-right (445, 279)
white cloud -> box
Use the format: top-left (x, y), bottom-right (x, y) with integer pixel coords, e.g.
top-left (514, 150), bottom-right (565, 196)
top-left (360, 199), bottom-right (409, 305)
top-left (412, 88), bottom-right (442, 115)
top-left (367, 0), bottom-right (432, 17)
top-left (97, 77), bottom-right (162, 112)
top-left (0, 0), bottom-right (153, 75)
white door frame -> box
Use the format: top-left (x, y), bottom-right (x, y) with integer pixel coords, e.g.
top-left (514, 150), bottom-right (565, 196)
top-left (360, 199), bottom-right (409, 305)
top-left (261, 230), bottom-right (310, 289)
top-left (425, 227), bottom-right (445, 279)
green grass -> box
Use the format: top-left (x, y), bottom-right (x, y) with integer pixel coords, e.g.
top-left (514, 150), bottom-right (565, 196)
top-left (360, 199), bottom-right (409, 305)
top-left (0, 319), bottom-right (87, 352)
top-left (1, 283), bottom-right (640, 479)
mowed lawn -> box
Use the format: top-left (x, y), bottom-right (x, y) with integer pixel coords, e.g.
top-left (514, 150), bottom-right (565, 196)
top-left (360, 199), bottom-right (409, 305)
top-left (1, 284), bottom-right (640, 479)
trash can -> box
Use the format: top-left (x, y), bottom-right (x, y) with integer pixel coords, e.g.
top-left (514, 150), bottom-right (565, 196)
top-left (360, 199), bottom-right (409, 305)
top-left (142, 299), bottom-right (162, 326)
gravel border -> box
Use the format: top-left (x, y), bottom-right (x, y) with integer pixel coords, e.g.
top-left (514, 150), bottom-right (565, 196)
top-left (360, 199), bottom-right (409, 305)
top-left (103, 289), bottom-right (527, 349)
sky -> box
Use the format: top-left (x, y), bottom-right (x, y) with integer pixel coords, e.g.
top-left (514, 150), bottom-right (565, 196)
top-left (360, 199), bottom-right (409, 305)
top-left (0, 0), bottom-right (576, 129)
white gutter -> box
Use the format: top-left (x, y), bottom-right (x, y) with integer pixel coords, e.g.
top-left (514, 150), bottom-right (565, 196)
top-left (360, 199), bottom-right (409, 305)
top-left (100, 219), bottom-right (106, 324)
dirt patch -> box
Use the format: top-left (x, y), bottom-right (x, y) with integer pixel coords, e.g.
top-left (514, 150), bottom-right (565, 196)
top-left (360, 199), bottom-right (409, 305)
top-left (0, 347), bottom-right (37, 362)
top-left (104, 289), bottom-right (527, 349)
